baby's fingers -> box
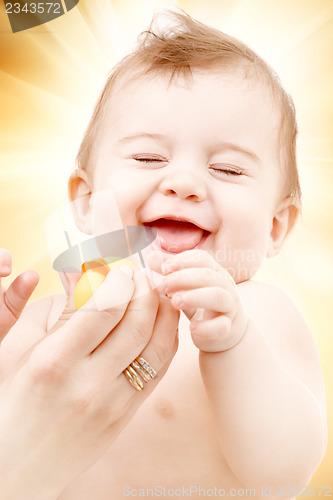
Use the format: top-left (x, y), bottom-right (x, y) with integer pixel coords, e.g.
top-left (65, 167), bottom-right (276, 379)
top-left (171, 287), bottom-right (234, 316)
top-left (190, 315), bottom-right (245, 352)
top-left (158, 267), bottom-right (228, 295)
top-left (161, 249), bottom-right (221, 274)
top-left (147, 249), bottom-right (221, 276)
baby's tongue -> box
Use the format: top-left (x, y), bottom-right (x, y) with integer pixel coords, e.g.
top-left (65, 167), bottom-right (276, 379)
top-left (149, 219), bottom-right (204, 253)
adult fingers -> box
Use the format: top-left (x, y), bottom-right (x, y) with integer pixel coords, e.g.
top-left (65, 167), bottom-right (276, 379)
top-left (0, 248), bottom-right (12, 294)
top-left (0, 248), bottom-right (12, 279)
top-left (90, 268), bottom-right (160, 371)
top-left (136, 294), bottom-right (179, 374)
top-left (114, 294), bottom-right (179, 397)
top-left (0, 270), bottom-right (39, 341)
top-left (5, 270), bottom-right (39, 317)
top-left (54, 267), bottom-right (135, 358)
top-left (47, 273), bottom-right (81, 334)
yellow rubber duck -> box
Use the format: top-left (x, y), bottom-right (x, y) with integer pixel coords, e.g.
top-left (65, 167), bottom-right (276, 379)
top-left (74, 257), bottom-right (135, 309)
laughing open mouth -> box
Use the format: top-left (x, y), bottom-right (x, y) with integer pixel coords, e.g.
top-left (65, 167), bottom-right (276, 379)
top-left (144, 218), bottom-right (210, 253)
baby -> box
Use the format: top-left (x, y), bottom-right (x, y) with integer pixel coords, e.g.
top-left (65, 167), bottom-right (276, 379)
top-left (1, 10), bottom-right (327, 500)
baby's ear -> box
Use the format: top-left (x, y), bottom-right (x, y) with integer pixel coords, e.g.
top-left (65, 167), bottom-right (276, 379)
top-left (267, 197), bottom-right (300, 258)
top-left (68, 169), bottom-right (93, 234)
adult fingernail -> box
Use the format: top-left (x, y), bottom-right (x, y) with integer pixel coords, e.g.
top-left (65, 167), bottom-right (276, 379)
top-left (119, 265), bottom-right (133, 278)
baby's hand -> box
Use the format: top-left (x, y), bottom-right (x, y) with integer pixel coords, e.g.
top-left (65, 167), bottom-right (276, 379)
top-left (0, 249), bottom-right (39, 341)
top-left (154, 249), bottom-right (248, 352)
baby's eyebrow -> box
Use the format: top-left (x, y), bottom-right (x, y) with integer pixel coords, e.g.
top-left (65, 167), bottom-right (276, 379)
top-left (210, 141), bottom-right (262, 165)
top-left (117, 133), bottom-right (169, 145)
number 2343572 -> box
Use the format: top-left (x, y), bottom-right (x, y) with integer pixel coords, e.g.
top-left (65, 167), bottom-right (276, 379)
top-left (5, 3), bottom-right (62, 14)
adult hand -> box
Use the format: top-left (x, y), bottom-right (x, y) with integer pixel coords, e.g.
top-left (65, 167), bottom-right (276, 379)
top-left (0, 249), bottom-right (39, 342)
top-left (0, 267), bottom-right (179, 500)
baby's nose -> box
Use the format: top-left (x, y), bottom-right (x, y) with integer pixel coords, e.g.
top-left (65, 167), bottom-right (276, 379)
top-left (158, 170), bottom-right (206, 202)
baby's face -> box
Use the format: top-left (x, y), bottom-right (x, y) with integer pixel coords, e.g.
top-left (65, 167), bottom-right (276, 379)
top-left (86, 69), bottom-right (285, 283)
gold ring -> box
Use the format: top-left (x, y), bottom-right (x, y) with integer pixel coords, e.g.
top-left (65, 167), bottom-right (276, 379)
top-left (123, 356), bottom-right (157, 391)
top-left (123, 366), bottom-right (144, 391)
top-left (136, 357), bottom-right (157, 379)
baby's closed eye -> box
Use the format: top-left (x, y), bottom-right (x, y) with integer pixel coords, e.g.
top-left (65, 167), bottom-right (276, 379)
top-left (133, 154), bottom-right (168, 164)
top-left (209, 164), bottom-right (245, 176)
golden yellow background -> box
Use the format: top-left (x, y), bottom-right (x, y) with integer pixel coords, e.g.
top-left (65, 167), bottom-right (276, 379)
top-left (0, 0), bottom-right (332, 496)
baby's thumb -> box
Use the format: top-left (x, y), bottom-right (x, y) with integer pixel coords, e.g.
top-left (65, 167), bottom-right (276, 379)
top-left (47, 272), bottom-right (81, 334)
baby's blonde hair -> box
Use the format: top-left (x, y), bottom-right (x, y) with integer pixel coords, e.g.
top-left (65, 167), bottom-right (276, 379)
top-left (76, 10), bottom-right (301, 205)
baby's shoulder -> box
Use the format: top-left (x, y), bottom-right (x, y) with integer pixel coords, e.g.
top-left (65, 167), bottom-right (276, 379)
top-left (237, 280), bottom-right (310, 340)
top-left (237, 278), bottom-right (297, 305)
top-left (237, 279), bottom-right (316, 357)
top-left (238, 280), bottom-right (326, 412)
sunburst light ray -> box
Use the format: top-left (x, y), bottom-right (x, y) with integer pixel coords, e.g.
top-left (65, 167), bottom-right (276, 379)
top-left (0, 1), bottom-right (332, 490)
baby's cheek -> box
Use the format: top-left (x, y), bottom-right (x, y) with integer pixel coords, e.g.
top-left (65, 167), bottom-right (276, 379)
top-left (110, 173), bottom-right (150, 223)
top-left (212, 211), bottom-right (269, 282)
top-left (91, 188), bottom-right (124, 235)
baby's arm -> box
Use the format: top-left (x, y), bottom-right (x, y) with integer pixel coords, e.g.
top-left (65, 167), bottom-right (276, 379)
top-left (200, 283), bottom-right (326, 494)
top-left (155, 250), bottom-right (327, 495)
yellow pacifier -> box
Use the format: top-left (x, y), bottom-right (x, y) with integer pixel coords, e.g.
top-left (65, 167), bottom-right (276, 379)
top-left (74, 257), bottom-right (135, 309)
